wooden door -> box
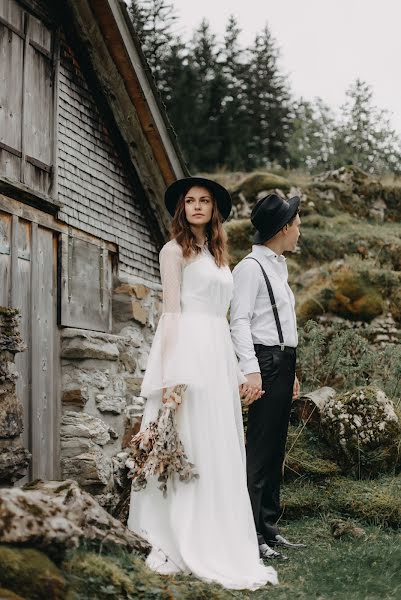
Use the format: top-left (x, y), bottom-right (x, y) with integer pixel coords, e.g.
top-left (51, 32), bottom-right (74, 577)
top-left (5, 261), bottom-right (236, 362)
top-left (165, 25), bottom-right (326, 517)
top-left (0, 207), bottom-right (59, 479)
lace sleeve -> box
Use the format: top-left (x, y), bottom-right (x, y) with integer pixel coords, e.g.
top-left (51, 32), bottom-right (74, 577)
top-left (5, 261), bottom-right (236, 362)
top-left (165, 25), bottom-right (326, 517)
top-left (159, 241), bottom-right (182, 315)
top-left (140, 241), bottom-right (199, 397)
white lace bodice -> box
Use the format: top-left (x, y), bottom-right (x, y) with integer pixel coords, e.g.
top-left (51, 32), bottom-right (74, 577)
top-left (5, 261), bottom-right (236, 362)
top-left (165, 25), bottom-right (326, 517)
top-left (160, 239), bottom-right (233, 318)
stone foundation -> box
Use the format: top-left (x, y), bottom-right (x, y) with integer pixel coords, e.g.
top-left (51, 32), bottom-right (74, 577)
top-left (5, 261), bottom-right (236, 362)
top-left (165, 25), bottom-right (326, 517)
top-left (0, 307), bottom-right (30, 486)
top-left (59, 274), bottom-right (162, 507)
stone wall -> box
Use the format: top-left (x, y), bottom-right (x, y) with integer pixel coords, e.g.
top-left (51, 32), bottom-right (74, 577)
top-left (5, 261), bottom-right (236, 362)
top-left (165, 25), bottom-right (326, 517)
top-left (59, 275), bottom-right (162, 509)
top-left (0, 308), bottom-right (30, 486)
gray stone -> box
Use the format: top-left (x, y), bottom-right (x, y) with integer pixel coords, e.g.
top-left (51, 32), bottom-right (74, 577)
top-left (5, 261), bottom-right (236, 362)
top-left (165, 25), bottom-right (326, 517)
top-left (0, 438), bottom-right (31, 484)
top-left (61, 437), bottom-right (97, 459)
top-left (61, 336), bottom-right (119, 361)
top-left (0, 479), bottom-right (150, 556)
top-left (0, 391), bottom-right (24, 438)
top-left (62, 450), bottom-right (112, 486)
top-left (138, 351), bottom-right (149, 372)
top-left (95, 394), bottom-right (126, 414)
top-left (61, 411), bottom-right (111, 446)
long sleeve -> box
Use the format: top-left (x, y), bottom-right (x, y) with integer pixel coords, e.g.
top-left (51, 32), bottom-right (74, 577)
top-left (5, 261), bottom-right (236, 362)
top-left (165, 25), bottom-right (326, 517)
top-left (159, 241), bottom-right (182, 367)
top-left (230, 259), bottom-right (261, 375)
top-left (141, 240), bottom-right (195, 398)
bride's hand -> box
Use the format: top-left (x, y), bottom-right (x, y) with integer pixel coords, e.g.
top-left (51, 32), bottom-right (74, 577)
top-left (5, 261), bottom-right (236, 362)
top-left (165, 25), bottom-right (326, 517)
top-left (162, 384), bottom-right (187, 409)
top-left (239, 383), bottom-right (264, 406)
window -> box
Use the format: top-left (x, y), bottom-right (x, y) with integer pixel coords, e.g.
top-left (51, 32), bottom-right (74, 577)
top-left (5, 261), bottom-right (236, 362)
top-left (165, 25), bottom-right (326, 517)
top-left (0, 0), bottom-right (57, 199)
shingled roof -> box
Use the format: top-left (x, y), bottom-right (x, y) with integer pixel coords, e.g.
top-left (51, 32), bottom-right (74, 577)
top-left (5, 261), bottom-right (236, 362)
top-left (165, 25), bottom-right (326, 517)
top-left (62, 0), bottom-right (189, 241)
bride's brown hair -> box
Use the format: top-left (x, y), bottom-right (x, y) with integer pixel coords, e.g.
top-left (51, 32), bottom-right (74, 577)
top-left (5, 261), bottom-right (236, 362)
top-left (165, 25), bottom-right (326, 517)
top-left (171, 186), bottom-right (229, 267)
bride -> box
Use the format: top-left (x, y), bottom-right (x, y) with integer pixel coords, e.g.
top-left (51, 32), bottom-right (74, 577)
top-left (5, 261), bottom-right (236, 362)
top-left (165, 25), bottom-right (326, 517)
top-left (127, 176), bottom-right (278, 590)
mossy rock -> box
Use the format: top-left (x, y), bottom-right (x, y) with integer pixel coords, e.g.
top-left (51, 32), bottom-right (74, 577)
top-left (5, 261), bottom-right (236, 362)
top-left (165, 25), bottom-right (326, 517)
top-left (230, 171), bottom-right (292, 208)
top-left (320, 386), bottom-right (401, 477)
top-left (0, 546), bottom-right (66, 600)
top-left (296, 263), bottom-right (385, 324)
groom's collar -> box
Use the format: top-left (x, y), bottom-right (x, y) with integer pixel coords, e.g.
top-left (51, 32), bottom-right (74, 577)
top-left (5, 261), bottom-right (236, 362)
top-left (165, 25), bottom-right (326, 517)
top-left (252, 244), bottom-right (286, 263)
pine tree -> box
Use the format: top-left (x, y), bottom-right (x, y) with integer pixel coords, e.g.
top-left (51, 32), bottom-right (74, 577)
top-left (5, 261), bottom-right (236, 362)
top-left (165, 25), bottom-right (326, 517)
top-left (287, 98), bottom-right (336, 172)
top-left (243, 25), bottom-right (292, 169)
top-left (333, 79), bottom-right (401, 174)
top-left (186, 19), bottom-right (227, 171)
top-left (128, 0), bottom-right (178, 95)
top-left (219, 15), bottom-right (249, 169)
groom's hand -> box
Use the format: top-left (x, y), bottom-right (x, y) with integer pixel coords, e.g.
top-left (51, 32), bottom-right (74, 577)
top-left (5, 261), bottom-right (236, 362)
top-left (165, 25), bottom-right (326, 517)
top-left (241, 372), bottom-right (264, 405)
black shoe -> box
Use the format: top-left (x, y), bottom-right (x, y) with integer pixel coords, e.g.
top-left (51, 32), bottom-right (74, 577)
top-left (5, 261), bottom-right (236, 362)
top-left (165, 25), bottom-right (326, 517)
top-left (259, 543), bottom-right (288, 561)
top-left (269, 534), bottom-right (306, 549)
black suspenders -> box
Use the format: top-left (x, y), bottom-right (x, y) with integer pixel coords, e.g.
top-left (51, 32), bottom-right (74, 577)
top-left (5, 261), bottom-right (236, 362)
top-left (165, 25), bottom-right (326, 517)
top-left (245, 256), bottom-right (285, 351)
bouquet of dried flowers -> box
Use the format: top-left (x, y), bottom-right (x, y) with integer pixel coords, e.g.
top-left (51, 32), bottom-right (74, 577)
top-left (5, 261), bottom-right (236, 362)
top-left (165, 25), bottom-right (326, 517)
top-left (126, 384), bottom-right (199, 496)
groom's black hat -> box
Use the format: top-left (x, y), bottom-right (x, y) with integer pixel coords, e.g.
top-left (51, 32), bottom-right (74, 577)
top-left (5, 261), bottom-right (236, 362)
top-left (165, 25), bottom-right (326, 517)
top-left (251, 193), bottom-right (300, 244)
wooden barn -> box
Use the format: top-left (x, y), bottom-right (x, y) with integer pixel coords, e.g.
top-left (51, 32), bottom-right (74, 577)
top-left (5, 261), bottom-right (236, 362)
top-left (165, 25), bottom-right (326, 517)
top-left (0, 0), bottom-right (186, 498)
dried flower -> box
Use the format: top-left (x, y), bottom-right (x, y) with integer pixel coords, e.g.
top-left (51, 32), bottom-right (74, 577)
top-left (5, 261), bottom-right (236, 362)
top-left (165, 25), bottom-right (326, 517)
top-left (126, 391), bottom-right (199, 497)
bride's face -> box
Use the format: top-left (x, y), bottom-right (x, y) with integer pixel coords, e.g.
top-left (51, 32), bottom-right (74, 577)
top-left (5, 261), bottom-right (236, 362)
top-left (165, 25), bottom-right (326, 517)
top-left (184, 186), bottom-right (214, 227)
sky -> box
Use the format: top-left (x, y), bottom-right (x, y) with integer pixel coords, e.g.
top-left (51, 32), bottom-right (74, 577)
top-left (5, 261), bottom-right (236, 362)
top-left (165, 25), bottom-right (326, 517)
top-left (170, 0), bottom-right (401, 132)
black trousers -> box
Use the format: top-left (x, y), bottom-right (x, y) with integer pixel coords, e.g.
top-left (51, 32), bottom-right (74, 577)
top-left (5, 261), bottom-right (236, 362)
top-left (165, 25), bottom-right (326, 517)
top-left (246, 344), bottom-right (296, 545)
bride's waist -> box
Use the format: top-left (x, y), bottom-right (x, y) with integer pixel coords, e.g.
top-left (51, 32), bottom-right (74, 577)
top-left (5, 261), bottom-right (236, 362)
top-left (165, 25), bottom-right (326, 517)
top-left (181, 301), bottom-right (228, 318)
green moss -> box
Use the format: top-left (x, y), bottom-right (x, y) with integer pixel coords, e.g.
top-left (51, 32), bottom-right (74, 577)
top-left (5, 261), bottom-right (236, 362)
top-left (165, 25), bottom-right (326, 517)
top-left (283, 474), bottom-right (401, 527)
top-left (0, 588), bottom-right (26, 600)
top-left (225, 218), bottom-right (254, 267)
top-left (0, 546), bottom-right (66, 600)
top-left (64, 553), bottom-right (134, 597)
top-left (285, 425), bottom-right (341, 480)
top-left (230, 171), bottom-right (292, 207)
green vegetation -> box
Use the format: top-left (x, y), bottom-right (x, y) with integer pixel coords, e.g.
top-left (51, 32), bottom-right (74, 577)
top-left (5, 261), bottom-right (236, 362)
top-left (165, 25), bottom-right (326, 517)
top-left (3, 512), bottom-right (401, 599)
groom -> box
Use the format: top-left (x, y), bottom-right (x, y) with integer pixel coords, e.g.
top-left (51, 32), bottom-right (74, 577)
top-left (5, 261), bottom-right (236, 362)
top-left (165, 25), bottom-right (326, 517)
top-left (231, 193), bottom-right (304, 560)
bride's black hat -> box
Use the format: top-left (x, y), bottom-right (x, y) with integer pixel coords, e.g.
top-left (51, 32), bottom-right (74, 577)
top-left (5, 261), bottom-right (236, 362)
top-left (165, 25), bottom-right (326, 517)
top-left (251, 193), bottom-right (300, 244)
top-left (164, 177), bottom-right (232, 222)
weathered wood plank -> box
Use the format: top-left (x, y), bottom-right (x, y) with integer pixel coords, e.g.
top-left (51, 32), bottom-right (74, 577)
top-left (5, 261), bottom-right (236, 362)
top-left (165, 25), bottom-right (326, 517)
top-left (30, 222), bottom-right (55, 479)
top-left (59, 233), bottom-right (112, 332)
top-left (0, 8), bottom-right (24, 182)
top-left (10, 214), bottom-right (18, 306)
top-left (0, 211), bottom-right (11, 306)
top-left (0, 0), bottom-right (24, 32)
top-left (14, 220), bottom-right (31, 455)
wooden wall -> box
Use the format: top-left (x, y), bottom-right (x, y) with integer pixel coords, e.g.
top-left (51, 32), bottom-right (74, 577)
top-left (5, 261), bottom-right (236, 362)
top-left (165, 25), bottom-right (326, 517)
top-left (0, 202), bottom-right (59, 480)
top-left (57, 38), bottom-right (161, 283)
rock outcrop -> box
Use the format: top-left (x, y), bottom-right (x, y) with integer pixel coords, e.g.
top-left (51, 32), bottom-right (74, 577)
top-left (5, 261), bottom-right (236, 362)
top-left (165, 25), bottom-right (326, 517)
top-left (0, 307), bottom-right (30, 485)
top-left (0, 479), bottom-right (150, 558)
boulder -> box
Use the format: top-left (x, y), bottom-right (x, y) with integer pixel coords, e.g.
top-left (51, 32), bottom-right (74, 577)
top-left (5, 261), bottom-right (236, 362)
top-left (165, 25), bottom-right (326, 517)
top-left (0, 479), bottom-right (150, 559)
top-left (320, 386), bottom-right (401, 476)
top-left (294, 387), bottom-right (337, 429)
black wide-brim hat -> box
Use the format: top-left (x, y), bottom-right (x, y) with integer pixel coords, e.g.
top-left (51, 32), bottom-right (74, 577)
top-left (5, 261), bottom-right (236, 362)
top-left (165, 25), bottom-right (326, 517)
top-left (164, 177), bottom-right (232, 222)
top-left (252, 193), bottom-right (300, 244)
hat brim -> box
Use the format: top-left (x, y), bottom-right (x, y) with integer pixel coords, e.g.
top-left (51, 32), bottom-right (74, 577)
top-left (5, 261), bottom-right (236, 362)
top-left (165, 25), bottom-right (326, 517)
top-left (253, 196), bottom-right (300, 244)
top-left (164, 177), bottom-right (232, 222)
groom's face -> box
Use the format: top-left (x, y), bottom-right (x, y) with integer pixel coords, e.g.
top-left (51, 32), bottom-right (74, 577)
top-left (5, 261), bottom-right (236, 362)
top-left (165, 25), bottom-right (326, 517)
top-left (283, 214), bottom-right (301, 252)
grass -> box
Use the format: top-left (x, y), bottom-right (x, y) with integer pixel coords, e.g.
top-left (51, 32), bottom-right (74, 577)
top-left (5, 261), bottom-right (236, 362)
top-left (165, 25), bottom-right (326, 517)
top-left (3, 515), bottom-right (401, 600)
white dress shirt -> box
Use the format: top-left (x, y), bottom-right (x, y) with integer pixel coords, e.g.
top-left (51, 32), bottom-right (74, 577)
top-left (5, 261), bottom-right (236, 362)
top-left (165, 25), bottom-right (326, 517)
top-left (230, 245), bottom-right (298, 375)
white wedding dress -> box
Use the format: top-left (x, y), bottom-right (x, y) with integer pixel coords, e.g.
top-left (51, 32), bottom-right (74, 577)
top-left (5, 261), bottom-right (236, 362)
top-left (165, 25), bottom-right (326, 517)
top-left (127, 239), bottom-right (277, 590)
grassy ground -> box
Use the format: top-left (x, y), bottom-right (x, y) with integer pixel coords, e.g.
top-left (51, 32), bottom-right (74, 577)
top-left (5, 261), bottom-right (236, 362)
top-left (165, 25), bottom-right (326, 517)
top-left (2, 511), bottom-right (401, 599)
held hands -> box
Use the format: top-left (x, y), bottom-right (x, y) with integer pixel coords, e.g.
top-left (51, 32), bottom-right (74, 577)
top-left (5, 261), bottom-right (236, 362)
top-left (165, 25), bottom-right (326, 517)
top-left (240, 372), bottom-right (265, 406)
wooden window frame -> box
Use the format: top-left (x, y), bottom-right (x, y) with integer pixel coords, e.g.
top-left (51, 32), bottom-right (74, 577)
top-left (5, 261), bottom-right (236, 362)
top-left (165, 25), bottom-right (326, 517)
top-left (0, 0), bottom-right (60, 212)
